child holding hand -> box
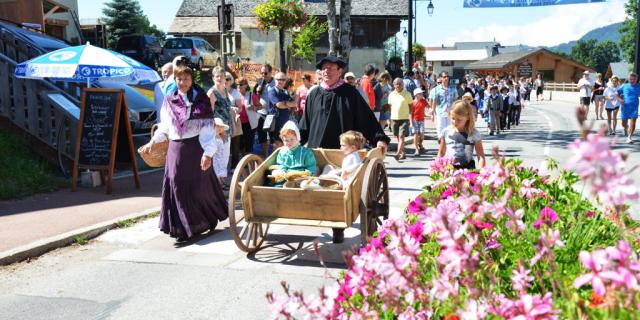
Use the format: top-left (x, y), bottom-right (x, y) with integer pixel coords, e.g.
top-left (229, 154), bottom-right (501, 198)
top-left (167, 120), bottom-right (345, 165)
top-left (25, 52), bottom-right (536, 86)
top-left (437, 100), bottom-right (486, 169)
top-left (212, 118), bottom-right (230, 188)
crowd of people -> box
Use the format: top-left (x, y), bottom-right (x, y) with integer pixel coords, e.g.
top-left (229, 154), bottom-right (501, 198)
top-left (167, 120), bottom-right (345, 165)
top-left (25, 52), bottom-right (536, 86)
top-left (141, 53), bottom-right (640, 245)
top-left (577, 70), bottom-right (640, 144)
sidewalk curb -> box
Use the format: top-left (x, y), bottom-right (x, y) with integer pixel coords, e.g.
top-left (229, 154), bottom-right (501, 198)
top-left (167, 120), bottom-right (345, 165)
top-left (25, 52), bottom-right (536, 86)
top-left (0, 207), bottom-right (161, 266)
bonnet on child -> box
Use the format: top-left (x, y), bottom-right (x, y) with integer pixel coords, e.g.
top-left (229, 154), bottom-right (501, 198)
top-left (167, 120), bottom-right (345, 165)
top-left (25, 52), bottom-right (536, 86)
top-left (281, 120), bottom-right (301, 141)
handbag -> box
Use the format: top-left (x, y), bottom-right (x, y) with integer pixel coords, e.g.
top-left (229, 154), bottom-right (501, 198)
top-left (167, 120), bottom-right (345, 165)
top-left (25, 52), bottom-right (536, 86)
top-left (262, 114), bottom-right (276, 132)
top-left (137, 124), bottom-right (169, 167)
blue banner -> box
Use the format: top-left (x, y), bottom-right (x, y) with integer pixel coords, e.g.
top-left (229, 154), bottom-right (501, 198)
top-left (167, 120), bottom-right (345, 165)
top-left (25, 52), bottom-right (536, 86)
top-left (464, 0), bottom-right (606, 8)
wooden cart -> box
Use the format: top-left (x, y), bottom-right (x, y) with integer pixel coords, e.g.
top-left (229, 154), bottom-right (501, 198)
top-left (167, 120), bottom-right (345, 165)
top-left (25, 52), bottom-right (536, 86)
top-left (227, 148), bottom-right (390, 252)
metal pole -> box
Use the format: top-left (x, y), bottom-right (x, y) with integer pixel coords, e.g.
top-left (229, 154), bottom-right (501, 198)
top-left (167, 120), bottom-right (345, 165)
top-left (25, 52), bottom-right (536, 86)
top-left (635, 0), bottom-right (640, 75)
top-left (413, 0), bottom-right (417, 45)
top-left (407, 0), bottom-right (413, 69)
top-left (220, 0), bottom-right (227, 71)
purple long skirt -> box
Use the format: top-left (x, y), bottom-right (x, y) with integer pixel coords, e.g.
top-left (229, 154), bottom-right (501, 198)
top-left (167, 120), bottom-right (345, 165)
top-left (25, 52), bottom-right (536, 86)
top-left (159, 136), bottom-right (228, 240)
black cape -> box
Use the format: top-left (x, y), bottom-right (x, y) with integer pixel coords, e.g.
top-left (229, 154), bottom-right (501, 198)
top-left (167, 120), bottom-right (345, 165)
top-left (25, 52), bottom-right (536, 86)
top-left (299, 83), bottom-right (390, 149)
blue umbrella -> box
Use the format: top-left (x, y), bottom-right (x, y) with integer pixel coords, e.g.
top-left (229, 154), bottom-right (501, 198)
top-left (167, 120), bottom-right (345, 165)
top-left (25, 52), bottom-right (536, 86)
top-left (14, 42), bottom-right (161, 86)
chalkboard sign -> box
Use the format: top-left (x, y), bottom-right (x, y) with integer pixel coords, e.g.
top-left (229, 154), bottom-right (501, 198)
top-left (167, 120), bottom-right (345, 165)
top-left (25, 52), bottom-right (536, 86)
top-left (72, 88), bottom-right (140, 194)
top-left (78, 91), bottom-right (119, 166)
top-left (518, 62), bottom-right (533, 78)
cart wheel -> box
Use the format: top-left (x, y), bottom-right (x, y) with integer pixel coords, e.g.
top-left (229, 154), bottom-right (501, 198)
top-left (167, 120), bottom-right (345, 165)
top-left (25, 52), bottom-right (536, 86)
top-left (228, 154), bottom-right (269, 252)
top-left (360, 158), bottom-right (390, 245)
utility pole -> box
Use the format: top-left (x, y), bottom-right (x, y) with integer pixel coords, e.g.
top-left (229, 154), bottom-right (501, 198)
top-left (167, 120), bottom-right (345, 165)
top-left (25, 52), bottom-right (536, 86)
top-left (220, 0), bottom-right (227, 70)
top-left (635, 0), bottom-right (640, 75)
top-left (407, 0), bottom-right (413, 69)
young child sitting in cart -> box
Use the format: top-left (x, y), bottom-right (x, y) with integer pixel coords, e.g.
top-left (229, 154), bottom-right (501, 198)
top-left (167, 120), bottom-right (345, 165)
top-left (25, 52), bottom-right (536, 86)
top-left (267, 121), bottom-right (317, 186)
top-left (321, 130), bottom-right (365, 186)
top-left (212, 118), bottom-right (230, 189)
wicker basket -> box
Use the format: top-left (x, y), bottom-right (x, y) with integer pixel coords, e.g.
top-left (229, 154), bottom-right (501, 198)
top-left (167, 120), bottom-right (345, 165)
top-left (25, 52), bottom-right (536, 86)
top-left (138, 124), bottom-right (168, 167)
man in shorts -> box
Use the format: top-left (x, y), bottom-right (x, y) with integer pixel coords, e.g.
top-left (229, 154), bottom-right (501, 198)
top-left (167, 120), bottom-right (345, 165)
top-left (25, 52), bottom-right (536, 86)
top-left (429, 71), bottom-right (458, 141)
top-left (577, 70), bottom-right (593, 116)
top-left (618, 72), bottom-right (640, 143)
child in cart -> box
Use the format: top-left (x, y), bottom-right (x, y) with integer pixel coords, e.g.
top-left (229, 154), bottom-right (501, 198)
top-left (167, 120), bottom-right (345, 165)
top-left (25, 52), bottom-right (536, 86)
top-left (320, 130), bottom-right (366, 186)
top-left (266, 121), bottom-right (317, 186)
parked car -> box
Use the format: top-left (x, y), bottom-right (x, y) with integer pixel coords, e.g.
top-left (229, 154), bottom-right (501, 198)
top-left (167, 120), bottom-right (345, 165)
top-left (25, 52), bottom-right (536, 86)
top-left (161, 37), bottom-right (220, 70)
top-left (115, 34), bottom-right (163, 70)
top-left (0, 20), bottom-right (157, 133)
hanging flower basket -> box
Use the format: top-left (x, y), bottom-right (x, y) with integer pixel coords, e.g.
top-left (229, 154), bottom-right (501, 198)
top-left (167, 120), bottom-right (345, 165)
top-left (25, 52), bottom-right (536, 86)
top-left (254, 0), bottom-right (308, 32)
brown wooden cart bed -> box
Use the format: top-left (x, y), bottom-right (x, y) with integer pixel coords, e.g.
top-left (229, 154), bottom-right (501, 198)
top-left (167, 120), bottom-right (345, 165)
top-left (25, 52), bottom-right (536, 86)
top-left (227, 148), bottom-right (390, 252)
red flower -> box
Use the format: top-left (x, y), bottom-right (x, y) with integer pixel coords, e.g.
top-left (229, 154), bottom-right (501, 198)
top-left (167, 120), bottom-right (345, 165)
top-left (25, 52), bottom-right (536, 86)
top-left (443, 314), bottom-right (460, 320)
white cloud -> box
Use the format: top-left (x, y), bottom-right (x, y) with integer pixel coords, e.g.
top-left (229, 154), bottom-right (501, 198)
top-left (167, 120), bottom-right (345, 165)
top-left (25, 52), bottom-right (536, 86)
top-left (442, 0), bottom-right (627, 47)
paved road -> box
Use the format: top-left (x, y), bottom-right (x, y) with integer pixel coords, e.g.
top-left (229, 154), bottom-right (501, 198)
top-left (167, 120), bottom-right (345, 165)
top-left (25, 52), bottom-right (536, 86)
top-left (1, 99), bottom-right (639, 319)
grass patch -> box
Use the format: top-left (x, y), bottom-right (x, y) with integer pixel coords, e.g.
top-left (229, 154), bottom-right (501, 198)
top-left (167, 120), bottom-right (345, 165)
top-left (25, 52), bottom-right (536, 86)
top-left (115, 211), bottom-right (160, 228)
top-left (72, 235), bottom-right (87, 245)
top-left (0, 129), bottom-right (66, 200)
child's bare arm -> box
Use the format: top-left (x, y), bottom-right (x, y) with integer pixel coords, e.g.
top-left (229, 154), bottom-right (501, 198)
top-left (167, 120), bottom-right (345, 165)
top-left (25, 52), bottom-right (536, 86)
top-left (437, 137), bottom-right (445, 158)
top-left (475, 140), bottom-right (486, 168)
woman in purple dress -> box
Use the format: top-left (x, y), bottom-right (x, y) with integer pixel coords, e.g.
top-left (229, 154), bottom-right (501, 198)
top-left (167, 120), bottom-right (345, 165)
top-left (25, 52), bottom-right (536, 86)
top-left (141, 65), bottom-right (228, 242)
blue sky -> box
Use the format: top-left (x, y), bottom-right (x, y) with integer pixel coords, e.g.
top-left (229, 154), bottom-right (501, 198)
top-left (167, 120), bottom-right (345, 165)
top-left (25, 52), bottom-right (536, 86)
top-left (79, 0), bottom-right (627, 47)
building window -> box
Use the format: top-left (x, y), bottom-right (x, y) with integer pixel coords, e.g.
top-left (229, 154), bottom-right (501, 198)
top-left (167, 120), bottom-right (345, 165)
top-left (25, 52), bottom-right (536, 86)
top-left (441, 61), bottom-right (454, 66)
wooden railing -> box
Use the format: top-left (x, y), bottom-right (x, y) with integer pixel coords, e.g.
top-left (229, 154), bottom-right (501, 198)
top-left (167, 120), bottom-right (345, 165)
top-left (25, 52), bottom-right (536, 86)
top-left (544, 82), bottom-right (579, 92)
top-left (0, 29), bottom-right (82, 173)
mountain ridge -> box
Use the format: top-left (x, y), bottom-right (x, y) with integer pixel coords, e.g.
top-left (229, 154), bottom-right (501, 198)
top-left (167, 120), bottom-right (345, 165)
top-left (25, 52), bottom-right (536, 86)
top-left (547, 22), bottom-right (623, 54)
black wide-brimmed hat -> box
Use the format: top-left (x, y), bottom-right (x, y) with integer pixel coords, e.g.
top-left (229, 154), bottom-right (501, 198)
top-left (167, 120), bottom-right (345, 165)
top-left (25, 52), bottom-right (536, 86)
top-left (316, 55), bottom-right (347, 69)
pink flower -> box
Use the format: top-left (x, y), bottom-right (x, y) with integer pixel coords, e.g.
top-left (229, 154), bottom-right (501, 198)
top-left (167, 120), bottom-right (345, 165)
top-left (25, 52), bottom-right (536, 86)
top-left (573, 249), bottom-right (622, 296)
top-left (533, 206), bottom-right (558, 229)
top-left (408, 195), bottom-right (428, 213)
top-left (442, 186), bottom-right (458, 199)
top-left (506, 209), bottom-right (526, 234)
top-left (428, 157), bottom-right (457, 175)
top-left (469, 218), bottom-right (493, 230)
top-left (530, 229), bottom-right (564, 266)
top-left (407, 222), bottom-right (424, 242)
top-left (491, 293), bottom-right (559, 319)
top-left (520, 178), bottom-right (543, 199)
top-left (511, 263), bottom-right (534, 293)
top-left (566, 132), bottom-right (639, 207)
top-left (586, 211), bottom-right (595, 217)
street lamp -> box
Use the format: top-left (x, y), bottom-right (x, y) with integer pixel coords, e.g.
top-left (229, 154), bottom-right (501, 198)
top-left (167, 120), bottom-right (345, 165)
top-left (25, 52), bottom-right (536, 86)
top-left (407, 0), bottom-right (435, 69)
top-left (403, 28), bottom-right (408, 38)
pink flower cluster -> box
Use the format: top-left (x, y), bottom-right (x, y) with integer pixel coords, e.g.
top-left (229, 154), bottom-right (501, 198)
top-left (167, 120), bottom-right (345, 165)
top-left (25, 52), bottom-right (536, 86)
top-left (566, 131), bottom-right (639, 207)
top-left (267, 134), bottom-right (639, 318)
top-left (574, 240), bottom-right (640, 297)
top-left (491, 293), bottom-right (559, 319)
top-left (427, 156), bottom-right (457, 175)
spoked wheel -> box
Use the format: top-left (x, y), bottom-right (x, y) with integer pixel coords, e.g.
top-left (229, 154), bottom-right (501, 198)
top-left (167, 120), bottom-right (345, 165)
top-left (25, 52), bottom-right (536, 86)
top-left (228, 154), bottom-right (269, 252)
top-left (360, 158), bottom-right (390, 246)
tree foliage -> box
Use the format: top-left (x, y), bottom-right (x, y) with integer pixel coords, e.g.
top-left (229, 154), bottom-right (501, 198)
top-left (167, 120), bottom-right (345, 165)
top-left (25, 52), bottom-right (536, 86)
top-left (570, 39), bottom-right (620, 75)
top-left (619, 0), bottom-right (638, 64)
top-left (290, 16), bottom-right (328, 63)
top-left (101, 0), bottom-right (164, 48)
top-left (412, 43), bottom-right (425, 62)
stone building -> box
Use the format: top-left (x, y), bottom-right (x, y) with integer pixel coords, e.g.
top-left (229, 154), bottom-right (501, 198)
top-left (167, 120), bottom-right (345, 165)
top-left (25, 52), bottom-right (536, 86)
top-left (169, 0), bottom-right (407, 73)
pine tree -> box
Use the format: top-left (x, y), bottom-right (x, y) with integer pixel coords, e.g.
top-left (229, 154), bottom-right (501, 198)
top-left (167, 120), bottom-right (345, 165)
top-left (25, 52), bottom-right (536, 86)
top-left (101, 0), bottom-right (146, 48)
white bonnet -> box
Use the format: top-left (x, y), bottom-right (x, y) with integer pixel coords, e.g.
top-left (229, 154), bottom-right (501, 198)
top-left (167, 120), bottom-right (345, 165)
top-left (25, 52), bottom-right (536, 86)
top-left (280, 120), bottom-right (300, 141)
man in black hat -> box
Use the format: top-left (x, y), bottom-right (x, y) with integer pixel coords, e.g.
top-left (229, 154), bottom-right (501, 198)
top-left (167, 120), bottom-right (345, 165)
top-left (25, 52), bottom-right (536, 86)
top-left (299, 56), bottom-right (390, 243)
